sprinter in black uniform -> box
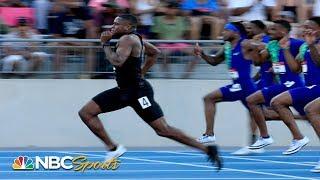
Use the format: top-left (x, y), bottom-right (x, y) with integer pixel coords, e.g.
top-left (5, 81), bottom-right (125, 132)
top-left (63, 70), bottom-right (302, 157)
top-left (78, 14), bottom-right (222, 170)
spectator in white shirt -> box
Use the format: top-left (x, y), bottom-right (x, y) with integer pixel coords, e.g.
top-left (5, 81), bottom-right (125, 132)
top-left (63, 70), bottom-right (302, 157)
top-left (1, 17), bottom-right (48, 77)
top-left (32, 0), bottom-right (52, 34)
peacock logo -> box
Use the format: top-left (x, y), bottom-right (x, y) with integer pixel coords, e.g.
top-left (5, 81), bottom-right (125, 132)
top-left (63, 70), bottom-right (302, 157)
top-left (12, 156), bottom-right (34, 170)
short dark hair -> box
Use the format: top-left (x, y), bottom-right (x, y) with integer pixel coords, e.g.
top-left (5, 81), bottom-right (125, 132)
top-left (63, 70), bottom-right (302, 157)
top-left (231, 21), bottom-right (247, 38)
top-left (250, 20), bottom-right (266, 31)
top-left (118, 14), bottom-right (138, 29)
top-left (273, 20), bottom-right (291, 32)
top-left (309, 16), bottom-right (320, 27)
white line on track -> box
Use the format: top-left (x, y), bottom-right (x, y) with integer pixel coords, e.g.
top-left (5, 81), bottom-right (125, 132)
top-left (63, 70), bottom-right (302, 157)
top-left (0, 169), bottom-right (313, 172)
top-left (56, 151), bottom-right (319, 180)
top-left (0, 155), bottom-right (318, 158)
top-left (2, 162), bottom-right (316, 165)
top-left (163, 151), bottom-right (316, 167)
top-left (0, 178), bottom-right (309, 180)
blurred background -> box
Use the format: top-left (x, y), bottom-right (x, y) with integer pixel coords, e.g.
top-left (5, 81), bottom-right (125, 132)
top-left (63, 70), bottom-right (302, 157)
top-left (1, 0), bottom-right (320, 149)
top-left (0, 0), bottom-right (319, 79)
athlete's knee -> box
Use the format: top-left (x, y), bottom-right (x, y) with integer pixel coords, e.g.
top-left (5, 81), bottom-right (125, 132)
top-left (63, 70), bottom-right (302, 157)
top-left (154, 125), bottom-right (175, 138)
top-left (270, 98), bottom-right (285, 111)
top-left (304, 104), bottom-right (318, 117)
top-left (203, 94), bottom-right (216, 104)
top-left (246, 95), bottom-right (257, 108)
top-left (78, 107), bottom-right (94, 123)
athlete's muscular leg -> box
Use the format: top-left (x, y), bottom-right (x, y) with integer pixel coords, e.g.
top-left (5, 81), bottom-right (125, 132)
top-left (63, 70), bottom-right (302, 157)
top-left (246, 90), bottom-right (270, 137)
top-left (149, 117), bottom-right (208, 152)
top-left (264, 106), bottom-right (306, 120)
top-left (78, 100), bottom-right (117, 150)
top-left (304, 98), bottom-right (320, 138)
top-left (203, 89), bottom-right (223, 135)
top-left (249, 113), bottom-right (259, 143)
top-left (271, 92), bottom-right (304, 140)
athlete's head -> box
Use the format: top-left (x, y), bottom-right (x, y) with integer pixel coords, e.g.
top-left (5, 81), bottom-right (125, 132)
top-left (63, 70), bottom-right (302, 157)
top-left (268, 20), bottom-right (291, 40)
top-left (222, 22), bottom-right (247, 41)
top-left (302, 16), bottom-right (320, 38)
top-left (245, 20), bottom-right (267, 38)
top-left (111, 14), bottom-right (138, 35)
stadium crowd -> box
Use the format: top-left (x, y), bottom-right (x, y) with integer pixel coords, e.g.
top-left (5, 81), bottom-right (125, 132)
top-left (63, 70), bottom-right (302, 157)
top-left (0, 0), bottom-right (319, 77)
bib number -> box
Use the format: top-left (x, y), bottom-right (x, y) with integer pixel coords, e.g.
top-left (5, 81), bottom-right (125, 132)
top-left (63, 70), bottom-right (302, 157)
top-left (138, 96), bottom-right (151, 109)
top-left (302, 61), bottom-right (308, 73)
top-left (284, 81), bottom-right (295, 88)
top-left (272, 62), bottom-right (286, 74)
top-left (307, 85), bottom-right (316, 89)
top-left (229, 83), bottom-right (242, 92)
top-left (229, 69), bottom-right (239, 79)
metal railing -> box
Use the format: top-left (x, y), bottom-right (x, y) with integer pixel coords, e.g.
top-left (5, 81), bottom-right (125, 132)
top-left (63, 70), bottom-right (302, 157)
top-left (0, 39), bottom-right (225, 79)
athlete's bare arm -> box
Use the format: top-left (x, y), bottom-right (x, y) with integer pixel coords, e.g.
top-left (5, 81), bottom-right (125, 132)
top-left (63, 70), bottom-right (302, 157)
top-left (279, 36), bottom-right (302, 73)
top-left (242, 39), bottom-right (269, 64)
top-left (194, 43), bottom-right (224, 66)
top-left (309, 43), bottom-right (320, 66)
top-left (305, 30), bottom-right (320, 66)
top-left (100, 31), bottom-right (135, 67)
top-left (141, 41), bottom-right (161, 76)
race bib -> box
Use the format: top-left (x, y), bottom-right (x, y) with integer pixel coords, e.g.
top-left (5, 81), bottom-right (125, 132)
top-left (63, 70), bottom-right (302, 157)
top-left (138, 96), bottom-right (152, 109)
top-left (229, 83), bottom-right (242, 92)
top-left (307, 85), bottom-right (316, 89)
top-left (284, 81), bottom-right (295, 88)
top-left (302, 61), bottom-right (308, 73)
top-left (272, 62), bottom-right (286, 74)
top-left (229, 69), bottom-right (239, 79)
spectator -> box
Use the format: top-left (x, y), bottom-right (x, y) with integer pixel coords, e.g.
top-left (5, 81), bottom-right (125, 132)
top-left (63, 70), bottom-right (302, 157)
top-left (52, 0), bottom-right (96, 39)
top-left (32, 0), bottom-right (52, 34)
top-left (51, 0), bottom-right (97, 78)
top-left (1, 17), bottom-right (47, 77)
top-left (92, 0), bottom-right (125, 34)
top-left (6, 0), bottom-right (26, 7)
top-left (181, 0), bottom-right (226, 40)
top-left (20, 0), bottom-right (33, 6)
top-left (47, 0), bottom-right (65, 35)
top-left (88, 0), bottom-right (130, 12)
top-left (0, 0), bottom-right (8, 6)
top-left (152, 1), bottom-right (194, 78)
top-left (227, 0), bottom-right (276, 21)
top-left (262, 0), bottom-right (277, 21)
top-left (130, 0), bottom-right (161, 38)
top-left (0, 17), bottom-right (9, 34)
top-left (274, 0), bottom-right (306, 23)
top-left (314, 0), bottom-right (320, 16)
top-left (277, 10), bottom-right (295, 23)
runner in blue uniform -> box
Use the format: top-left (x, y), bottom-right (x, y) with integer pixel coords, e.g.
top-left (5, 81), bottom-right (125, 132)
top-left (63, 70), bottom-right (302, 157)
top-left (195, 22), bottom-right (257, 144)
top-left (271, 17), bottom-right (320, 155)
top-left (302, 16), bottom-right (320, 173)
top-left (232, 20), bottom-right (274, 155)
top-left (241, 20), bottom-right (305, 150)
top-left (305, 96), bottom-right (320, 173)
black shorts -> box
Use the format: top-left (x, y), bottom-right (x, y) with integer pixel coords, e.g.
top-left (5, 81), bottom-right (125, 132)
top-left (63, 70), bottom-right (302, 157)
top-left (92, 80), bottom-right (164, 123)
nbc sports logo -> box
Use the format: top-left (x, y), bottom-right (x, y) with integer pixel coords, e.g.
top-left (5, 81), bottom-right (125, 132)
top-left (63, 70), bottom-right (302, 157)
top-left (12, 155), bottom-right (120, 171)
top-left (12, 156), bottom-right (34, 170)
